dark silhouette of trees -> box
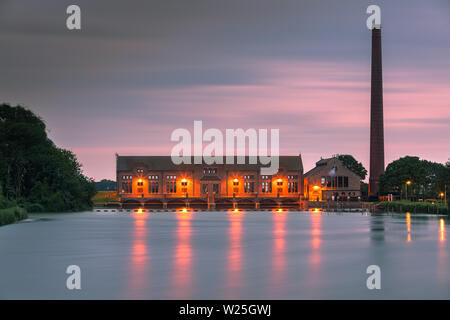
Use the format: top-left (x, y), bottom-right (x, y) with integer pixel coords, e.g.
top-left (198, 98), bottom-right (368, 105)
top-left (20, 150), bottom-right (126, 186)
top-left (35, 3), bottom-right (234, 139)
top-left (0, 104), bottom-right (96, 212)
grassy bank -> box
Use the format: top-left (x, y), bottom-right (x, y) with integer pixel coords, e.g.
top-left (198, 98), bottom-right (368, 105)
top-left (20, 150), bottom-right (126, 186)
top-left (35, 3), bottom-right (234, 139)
top-left (92, 191), bottom-right (119, 205)
top-left (0, 206), bottom-right (28, 227)
top-left (379, 200), bottom-right (449, 214)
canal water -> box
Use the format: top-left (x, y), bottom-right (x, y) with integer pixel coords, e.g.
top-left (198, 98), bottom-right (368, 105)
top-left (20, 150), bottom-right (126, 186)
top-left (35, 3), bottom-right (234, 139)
top-left (0, 210), bottom-right (448, 299)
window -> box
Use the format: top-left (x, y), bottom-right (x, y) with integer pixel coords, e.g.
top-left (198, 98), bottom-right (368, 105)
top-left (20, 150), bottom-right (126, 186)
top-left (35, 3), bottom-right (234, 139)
top-left (321, 176), bottom-right (326, 186)
top-left (261, 175), bottom-right (271, 180)
top-left (166, 181), bottom-right (176, 193)
top-left (344, 176), bottom-right (349, 188)
top-left (288, 175), bottom-right (298, 180)
top-left (233, 180), bottom-right (239, 186)
top-left (244, 181), bottom-right (254, 193)
top-left (244, 175), bottom-right (255, 180)
top-left (137, 169), bottom-right (144, 174)
top-left (181, 181), bottom-right (188, 187)
top-left (261, 181), bottom-right (272, 193)
top-left (203, 168), bottom-right (217, 175)
top-left (276, 181), bottom-right (283, 186)
top-left (201, 184), bottom-right (208, 194)
top-left (121, 182), bottom-right (132, 193)
top-left (338, 176), bottom-right (343, 188)
top-left (212, 184), bottom-right (220, 194)
top-left (288, 182), bottom-right (298, 193)
top-left (148, 175), bottom-right (159, 180)
top-left (149, 182), bottom-right (159, 193)
top-left (137, 181), bottom-right (143, 187)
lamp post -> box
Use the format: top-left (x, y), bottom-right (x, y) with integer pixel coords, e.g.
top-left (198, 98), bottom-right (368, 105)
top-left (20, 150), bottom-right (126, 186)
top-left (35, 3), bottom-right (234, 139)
top-left (440, 192), bottom-right (445, 205)
top-left (405, 180), bottom-right (412, 201)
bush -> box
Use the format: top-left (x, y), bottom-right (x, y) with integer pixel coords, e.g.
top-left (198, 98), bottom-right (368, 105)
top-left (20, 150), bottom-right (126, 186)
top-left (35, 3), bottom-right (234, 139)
top-left (23, 202), bottom-right (45, 213)
top-left (380, 200), bottom-right (449, 214)
top-left (0, 206), bottom-right (28, 226)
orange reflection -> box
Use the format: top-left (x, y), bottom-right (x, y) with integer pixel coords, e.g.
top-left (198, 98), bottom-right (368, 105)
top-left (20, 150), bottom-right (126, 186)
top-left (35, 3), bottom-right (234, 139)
top-left (310, 212), bottom-right (322, 265)
top-left (406, 212), bottom-right (412, 242)
top-left (127, 211), bottom-right (149, 298)
top-left (172, 212), bottom-right (193, 298)
top-left (227, 211), bottom-right (243, 298)
top-left (271, 211), bottom-right (286, 294)
top-left (438, 219), bottom-right (447, 282)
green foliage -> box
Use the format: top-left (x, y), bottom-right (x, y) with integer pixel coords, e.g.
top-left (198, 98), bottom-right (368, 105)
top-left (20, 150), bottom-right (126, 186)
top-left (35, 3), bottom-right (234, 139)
top-left (95, 179), bottom-right (116, 191)
top-left (379, 200), bottom-right (449, 215)
top-left (379, 156), bottom-right (450, 198)
top-left (337, 154), bottom-right (367, 180)
top-left (0, 206), bottom-right (28, 226)
top-left (0, 104), bottom-right (96, 212)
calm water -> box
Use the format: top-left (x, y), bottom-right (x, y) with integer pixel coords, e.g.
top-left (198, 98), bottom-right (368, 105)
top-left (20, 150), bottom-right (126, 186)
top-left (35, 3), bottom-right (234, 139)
top-left (0, 210), bottom-right (448, 299)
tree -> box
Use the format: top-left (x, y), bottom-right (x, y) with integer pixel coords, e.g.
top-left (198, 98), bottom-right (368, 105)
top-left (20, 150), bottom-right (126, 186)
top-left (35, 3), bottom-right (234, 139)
top-left (337, 154), bottom-right (367, 180)
top-left (0, 104), bottom-right (96, 212)
top-left (95, 179), bottom-right (116, 191)
top-left (379, 156), bottom-right (450, 199)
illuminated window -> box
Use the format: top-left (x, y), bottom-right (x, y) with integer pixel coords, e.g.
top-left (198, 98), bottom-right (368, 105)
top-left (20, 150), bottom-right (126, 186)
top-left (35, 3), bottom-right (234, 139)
top-left (288, 182), bottom-right (298, 193)
top-left (244, 181), bottom-right (254, 193)
top-left (137, 169), bottom-right (144, 174)
top-left (261, 181), bottom-right (272, 193)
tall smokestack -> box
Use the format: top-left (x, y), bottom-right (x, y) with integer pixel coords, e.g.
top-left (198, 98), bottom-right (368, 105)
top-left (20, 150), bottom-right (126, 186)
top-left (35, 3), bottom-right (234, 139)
top-left (369, 24), bottom-right (385, 196)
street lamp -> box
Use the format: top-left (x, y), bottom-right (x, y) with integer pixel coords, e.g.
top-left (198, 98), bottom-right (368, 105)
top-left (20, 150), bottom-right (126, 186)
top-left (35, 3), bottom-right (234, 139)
top-left (406, 180), bottom-right (412, 201)
top-left (440, 192), bottom-right (445, 204)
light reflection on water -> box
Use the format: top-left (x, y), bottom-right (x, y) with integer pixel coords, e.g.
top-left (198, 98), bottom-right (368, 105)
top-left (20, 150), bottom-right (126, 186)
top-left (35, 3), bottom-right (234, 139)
top-left (171, 212), bottom-right (193, 298)
top-left (226, 211), bottom-right (243, 298)
top-left (127, 211), bottom-right (149, 298)
top-left (270, 211), bottom-right (287, 296)
top-left (0, 210), bottom-right (449, 299)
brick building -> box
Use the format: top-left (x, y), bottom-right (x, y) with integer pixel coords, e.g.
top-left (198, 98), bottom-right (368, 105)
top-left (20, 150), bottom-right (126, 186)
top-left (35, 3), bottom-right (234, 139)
top-left (116, 155), bottom-right (304, 209)
top-left (304, 156), bottom-right (361, 201)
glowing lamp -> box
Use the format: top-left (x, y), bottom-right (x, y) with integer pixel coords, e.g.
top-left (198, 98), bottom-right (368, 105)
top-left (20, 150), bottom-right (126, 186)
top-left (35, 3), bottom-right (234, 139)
top-left (406, 180), bottom-right (412, 185)
top-left (313, 185), bottom-right (320, 190)
top-left (233, 178), bottom-right (239, 182)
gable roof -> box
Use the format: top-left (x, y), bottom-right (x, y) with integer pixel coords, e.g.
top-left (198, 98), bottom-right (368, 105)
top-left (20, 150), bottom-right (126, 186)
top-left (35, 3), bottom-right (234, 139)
top-left (304, 157), bottom-right (361, 179)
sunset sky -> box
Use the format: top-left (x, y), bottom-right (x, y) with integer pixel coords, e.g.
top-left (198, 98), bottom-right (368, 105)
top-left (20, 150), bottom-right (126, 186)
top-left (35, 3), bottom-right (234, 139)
top-left (1, 0), bottom-right (449, 180)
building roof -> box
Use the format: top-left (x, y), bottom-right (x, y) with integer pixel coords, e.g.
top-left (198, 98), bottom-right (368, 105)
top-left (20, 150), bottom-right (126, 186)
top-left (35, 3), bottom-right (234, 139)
top-left (304, 156), bottom-right (361, 179)
top-left (116, 155), bottom-right (303, 172)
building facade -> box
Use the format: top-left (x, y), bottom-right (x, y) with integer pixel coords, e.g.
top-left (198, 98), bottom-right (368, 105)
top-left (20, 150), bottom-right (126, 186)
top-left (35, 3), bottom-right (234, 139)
top-left (304, 157), bottom-right (361, 201)
top-left (116, 155), bottom-right (304, 209)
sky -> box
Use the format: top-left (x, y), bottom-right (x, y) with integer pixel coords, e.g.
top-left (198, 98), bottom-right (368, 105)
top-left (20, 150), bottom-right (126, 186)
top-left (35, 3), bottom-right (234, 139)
top-left (1, 0), bottom-right (449, 181)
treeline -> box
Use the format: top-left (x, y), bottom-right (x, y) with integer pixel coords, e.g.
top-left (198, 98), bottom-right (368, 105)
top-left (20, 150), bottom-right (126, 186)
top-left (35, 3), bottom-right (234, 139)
top-left (380, 156), bottom-right (450, 201)
top-left (95, 179), bottom-right (116, 191)
top-left (0, 104), bottom-right (96, 213)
